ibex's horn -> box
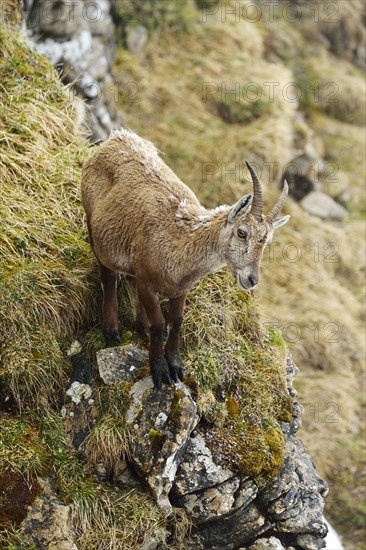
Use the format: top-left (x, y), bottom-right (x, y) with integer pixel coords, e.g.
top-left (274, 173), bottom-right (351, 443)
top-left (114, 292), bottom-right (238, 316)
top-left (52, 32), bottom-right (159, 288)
top-left (267, 180), bottom-right (289, 222)
top-left (245, 161), bottom-right (263, 221)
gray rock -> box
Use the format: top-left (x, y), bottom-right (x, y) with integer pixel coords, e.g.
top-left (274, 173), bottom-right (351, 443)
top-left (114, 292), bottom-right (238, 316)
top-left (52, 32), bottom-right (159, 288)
top-left (21, 479), bottom-right (78, 550)
top-left (300, 192), bottom-right (348, 220)
top-left (140, 527), bottom-right (167, 550)
top-left (26, 0), bottom-right (123, 144)
top-left (234, 479), bottom-right (259, 510)
top-left (96, 344), bottom-right (148, 384)
top-left (188, 502), bottom-right (270, 550)
top-left (283, 152), bottom-right (318, 201)
top-left (126, 24), bottom-right (148, 53)
top-left (248, 537), bottom-right (286, 550)
top-left (297, 533), bottom-right (327, 550)
top-left (173, 433), bottom-right (235, 496)
top-left (179, 476), bottom-right (240, 522)
top-left (263, 437), bottom-right (328, 537)
top-left (126, 378), bottom-right (199, 514)
top-left (84, 0), bottom-right (114, 41)
top-left (28, 0), bottom-right (86, 38)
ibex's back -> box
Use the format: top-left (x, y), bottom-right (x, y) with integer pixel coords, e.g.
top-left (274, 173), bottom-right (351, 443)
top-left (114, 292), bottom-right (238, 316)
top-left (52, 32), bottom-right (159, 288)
top-left (81, 129), bottom-right (203, 282)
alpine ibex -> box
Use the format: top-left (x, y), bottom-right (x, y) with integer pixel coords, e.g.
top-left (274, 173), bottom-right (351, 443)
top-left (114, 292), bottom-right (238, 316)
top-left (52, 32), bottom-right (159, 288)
top-left (81, 129), bottom-right (289, 388)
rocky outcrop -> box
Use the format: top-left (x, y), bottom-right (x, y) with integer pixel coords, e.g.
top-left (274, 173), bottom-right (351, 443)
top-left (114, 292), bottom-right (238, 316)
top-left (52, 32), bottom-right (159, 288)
top-left (300, 191), bottom-right (348, 221)
top-left (94, 346), bottom-right (328, 549)
top-left (21, 479), bottom-right (77, 550)
top-left (25, 0), bottom-right (124, 142)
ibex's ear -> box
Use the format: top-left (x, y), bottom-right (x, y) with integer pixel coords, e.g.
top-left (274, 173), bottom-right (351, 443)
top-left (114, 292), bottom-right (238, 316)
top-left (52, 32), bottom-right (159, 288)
top-left (273, 215), bottom-right (290, 229)
top-left (227, 194), bottom-right (252, 225)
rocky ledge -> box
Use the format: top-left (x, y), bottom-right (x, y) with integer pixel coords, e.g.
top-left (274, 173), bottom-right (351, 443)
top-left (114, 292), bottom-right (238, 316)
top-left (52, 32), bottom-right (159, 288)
top-left (89, 345), bottom-right (328, 550)
top-left (20, 343), bottom-right (328, 549)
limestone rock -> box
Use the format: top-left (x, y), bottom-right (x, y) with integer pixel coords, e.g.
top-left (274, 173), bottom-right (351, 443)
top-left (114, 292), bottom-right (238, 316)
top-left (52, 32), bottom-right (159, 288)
top-left (126, 378), bottom-right (199, 514)
top-left (173, 433), bottom-right (235, 496)
top-left (21, 479), bottom-right (78, 550)
top-left (27, 0), bottom-right (86, 38)
top-left (63, 351), bottom-right (97, 451)
top-left (296, 533), bottom-right (327, 550)
top-left (96, 344), bottom-right (148, 384)
top-left (300, 192), bottom-right (348, 220)
top-left (248, 537), bottom-right (286, 550)
top-left (26, 0), bottom-right (123, 143)
top-left (262, 437), bottom-right (328, 537)
top-left (188, 502), bottom-right (270, 550)
top-left (179, 476), bottom-right (240, 522)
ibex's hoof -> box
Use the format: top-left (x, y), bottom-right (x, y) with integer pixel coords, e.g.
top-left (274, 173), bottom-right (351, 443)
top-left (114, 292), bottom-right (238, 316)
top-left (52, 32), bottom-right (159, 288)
top-left (151, 355), bottom-right (172, 390)
top-left (165, 352), bottom-right (184, 383)
top-left (135, 320), bottom-right (149, 339)
top-left (103, 329), bottom-right (121, 346)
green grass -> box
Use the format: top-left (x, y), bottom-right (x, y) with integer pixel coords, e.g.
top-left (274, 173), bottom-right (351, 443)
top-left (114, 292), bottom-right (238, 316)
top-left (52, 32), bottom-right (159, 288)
top-left (0, 25), bottom-right (96, 412)
top-left (181, 270), bottom-right (291, 478)
top-left (0, 416), bottom-right (49, 478)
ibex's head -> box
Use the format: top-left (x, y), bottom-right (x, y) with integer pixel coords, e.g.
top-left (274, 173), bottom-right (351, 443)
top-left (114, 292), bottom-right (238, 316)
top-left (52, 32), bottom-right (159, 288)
top-left (224, 161), bottom-right (289, 291)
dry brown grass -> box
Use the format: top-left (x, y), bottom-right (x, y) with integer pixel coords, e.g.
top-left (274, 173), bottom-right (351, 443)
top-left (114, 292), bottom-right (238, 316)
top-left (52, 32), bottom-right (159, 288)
top-left (0, 25), bottom-right (97, 410)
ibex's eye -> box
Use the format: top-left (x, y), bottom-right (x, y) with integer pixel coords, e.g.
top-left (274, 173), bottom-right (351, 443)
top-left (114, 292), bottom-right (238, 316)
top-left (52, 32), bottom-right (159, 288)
top-left (237, 228), bottom-right (248, 239)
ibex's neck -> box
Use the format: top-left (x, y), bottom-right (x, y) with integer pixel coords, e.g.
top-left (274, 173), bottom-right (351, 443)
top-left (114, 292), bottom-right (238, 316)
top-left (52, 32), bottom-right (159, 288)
top-left (177, 208), bottom-right (229, 287)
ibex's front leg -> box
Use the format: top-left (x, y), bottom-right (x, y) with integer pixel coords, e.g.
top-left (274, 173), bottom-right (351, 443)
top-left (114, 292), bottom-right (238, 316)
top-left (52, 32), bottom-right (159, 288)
top-left (137, 281), bottom-right (171, 389)
top-left (100, 262), bottom-right (120, 345)
top-left (165, 294), bottom-right (186, 382)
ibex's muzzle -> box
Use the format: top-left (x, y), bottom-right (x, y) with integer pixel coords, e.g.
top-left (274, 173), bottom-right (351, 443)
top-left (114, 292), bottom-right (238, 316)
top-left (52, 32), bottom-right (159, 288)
top-left (237, 266), bottom-right (259, 291)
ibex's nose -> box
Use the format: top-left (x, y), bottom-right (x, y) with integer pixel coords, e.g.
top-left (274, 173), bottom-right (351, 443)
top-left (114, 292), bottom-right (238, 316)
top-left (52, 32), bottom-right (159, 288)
top-left (248, 274), bottom-right (258, 288)
top-left (237, 268), bottom-right (259, 291)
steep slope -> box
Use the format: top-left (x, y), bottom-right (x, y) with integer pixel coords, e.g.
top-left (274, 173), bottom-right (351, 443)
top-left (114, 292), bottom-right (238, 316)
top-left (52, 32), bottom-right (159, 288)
top-left (0, 19), bottom-right (314, 550)
top-left (113, 2), bottom-right (365, 547)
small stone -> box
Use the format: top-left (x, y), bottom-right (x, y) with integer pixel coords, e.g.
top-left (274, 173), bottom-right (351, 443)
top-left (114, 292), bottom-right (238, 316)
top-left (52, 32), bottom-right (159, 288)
top-left (249, 537), bottom-right (286, 550)
top-left (96, 344), bottom-right (148, 384)
top-left (300, 191), bottom-right (348, 220)
top-left (67, 340), bottom-right (82, 357)
top-left (65, 381), bottom-right (93, 404)
top-left (180, 476), bottom-right (240, 522)
top-left (126, 25), bottom-right (148, 53)
top-left (296, 533), bottom-right (327, 550)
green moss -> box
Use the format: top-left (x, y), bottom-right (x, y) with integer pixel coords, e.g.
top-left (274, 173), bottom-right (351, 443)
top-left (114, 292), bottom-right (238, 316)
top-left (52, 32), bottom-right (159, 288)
top-left (207, 421), bottom-right (284, 478)
top-left (169, 389), bottom-right (183, 425)
top-left (0, 415), bottom-right (49, 477)
top-left (266, 325), bottom-right (286, 350)
top-left (226, 396), bottom-right (240, 418)
top-left (148, 429), bottom-right (166, 451)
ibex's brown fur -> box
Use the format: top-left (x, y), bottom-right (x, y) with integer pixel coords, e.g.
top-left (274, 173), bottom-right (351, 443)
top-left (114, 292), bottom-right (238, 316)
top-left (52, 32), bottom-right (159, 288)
top-left (81, 129), bottom-right (289, 388)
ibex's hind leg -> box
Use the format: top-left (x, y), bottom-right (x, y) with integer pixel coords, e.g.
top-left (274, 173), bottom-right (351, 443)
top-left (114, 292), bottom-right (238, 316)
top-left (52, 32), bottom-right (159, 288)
top-left (136, 281), bottom-right (171, 389)
top-left (165, 294), bottom-right (186, 382)
top-left (100, 262), bottom-right (121, 345)
top-left (125, 276), bottom-right (149, 337)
